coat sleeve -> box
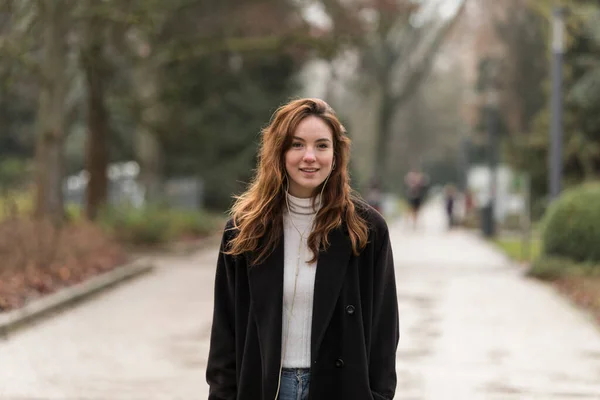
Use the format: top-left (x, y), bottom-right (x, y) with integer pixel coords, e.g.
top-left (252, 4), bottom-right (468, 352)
top-left (369, 226), bottom-right (399, 400)
top-left (206, 227), bottom-right (237, 400)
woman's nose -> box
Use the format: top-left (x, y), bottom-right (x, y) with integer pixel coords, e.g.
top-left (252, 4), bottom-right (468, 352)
top-left (303, 149), bottom-right (316, 162)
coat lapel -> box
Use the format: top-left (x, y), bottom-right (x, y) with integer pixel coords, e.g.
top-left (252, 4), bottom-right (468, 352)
top-left (311, 225), bottom-right (352, 360)
top-left (246, 225), bottom-right (352, 393)
top-left (247, 238), bottom-right (284, 394)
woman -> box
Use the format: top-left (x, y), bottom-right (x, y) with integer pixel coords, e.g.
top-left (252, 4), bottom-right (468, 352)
top-left (206, 98), bottom-right (399, 400)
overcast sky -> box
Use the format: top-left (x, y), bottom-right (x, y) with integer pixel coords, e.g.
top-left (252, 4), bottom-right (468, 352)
top-left (302, 0), bottom-right (464, 29)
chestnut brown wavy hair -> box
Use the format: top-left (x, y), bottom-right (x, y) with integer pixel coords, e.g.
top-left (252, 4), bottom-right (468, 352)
top-left (225, 98), bottom-right (369, 265)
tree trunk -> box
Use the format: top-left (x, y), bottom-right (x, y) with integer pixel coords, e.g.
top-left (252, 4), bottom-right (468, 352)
top-left (134, 59), bottom-right (164, 204)
top-left (34, 0), bottom-right (69, 226)
top-left (373, 63), bottom-right (394, 184)
top-left (406, 91), bottom-right (424, 169)
top-left (82, 16), bottom-right (109, 220)
top-left (369, 1), bottom-right (468, 182)
top-left (374, 90), bottom-right (394, 180)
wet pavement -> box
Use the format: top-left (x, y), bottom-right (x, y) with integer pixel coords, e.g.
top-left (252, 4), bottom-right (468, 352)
top-left (1, 199), bottom-right (600, 399)
top-left (0, 249), bottom-right (216, 400)
top-left (394, 200), bottom-right (600, 399)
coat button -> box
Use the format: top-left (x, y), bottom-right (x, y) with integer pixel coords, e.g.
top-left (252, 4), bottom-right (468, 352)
top-left (345, 305), bottom-right (355, 315)
top-left (335, 358), bottom-right (344, 368)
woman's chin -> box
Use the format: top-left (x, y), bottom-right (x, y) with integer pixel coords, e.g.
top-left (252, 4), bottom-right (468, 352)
top-left (289, 183), bottom-right (322, 198)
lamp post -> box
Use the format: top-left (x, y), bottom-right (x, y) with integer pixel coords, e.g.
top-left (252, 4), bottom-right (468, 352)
top-left (483, 87), bottom-right (499, 238)
top-left (549, 7), bottom-right (565, 201)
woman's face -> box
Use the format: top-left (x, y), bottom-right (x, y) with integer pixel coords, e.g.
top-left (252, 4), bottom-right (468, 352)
top-left (285, 116), bottom-right (335, 198)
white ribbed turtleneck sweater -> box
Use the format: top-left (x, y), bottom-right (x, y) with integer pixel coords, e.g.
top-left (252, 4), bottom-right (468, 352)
top-left (281, 193), bottom-right (321, 368)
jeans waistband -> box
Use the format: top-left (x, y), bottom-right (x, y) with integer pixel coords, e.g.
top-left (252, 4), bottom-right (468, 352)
top-left (281, 367), bottom-right (310, 373)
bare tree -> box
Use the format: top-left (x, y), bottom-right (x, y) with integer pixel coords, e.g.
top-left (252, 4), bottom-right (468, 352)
top-left (34, 0), bottom-right (71, 224)
top-left (80, 3), bottom-right (110, 220)
top-left (320, 0), bottom-right (467, 182)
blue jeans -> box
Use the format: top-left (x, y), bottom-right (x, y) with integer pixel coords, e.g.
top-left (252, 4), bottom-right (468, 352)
top-left (278, 368), bottom-right (311, 400)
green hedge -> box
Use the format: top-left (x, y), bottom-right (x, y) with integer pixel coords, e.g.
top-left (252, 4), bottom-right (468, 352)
top-left (99, 205), bottom-right (223, 246)
top-left (541, 182), bottom-right (600, 263)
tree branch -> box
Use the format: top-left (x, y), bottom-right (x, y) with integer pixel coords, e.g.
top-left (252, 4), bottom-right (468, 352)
top-left (154, 33), bottom-right (337, 64)
top-left (390, 0), bottom-right (467, 108)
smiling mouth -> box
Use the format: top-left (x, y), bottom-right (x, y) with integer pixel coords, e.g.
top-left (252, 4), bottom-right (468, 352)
top-left (300, 168), bottom-right (319, 173)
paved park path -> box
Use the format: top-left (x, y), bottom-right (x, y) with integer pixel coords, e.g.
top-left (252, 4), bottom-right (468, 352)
top-left (2, 198), bottom-right (600, 399)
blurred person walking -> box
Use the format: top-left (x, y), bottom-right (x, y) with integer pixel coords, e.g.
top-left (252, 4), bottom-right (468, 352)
top-left (444, 184), bottom-right (457, 230)
top-left (206, 98), bottom-right (399, 400)
top-left (404, 168), bottom-right (429, 229)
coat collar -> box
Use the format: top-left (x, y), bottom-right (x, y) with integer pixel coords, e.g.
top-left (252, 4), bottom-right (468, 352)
top-left (247, 224), bottom-right (352, 393)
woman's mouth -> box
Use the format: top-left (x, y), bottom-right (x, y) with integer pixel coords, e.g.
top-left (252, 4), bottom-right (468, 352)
top-left (300, 168), bottom-right (319, 175)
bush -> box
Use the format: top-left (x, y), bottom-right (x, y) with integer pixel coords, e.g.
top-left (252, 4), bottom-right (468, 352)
top-left (528, 256), bottom-right (568, 280)
top-left (541, 182), bottom-right (600, 264)
top-left (0, 158), bottom-right (30, 189)
top-left (99, 205), bottom-right (222, 246)
top-left (167, 209), bottom-right (221, 237)
top-left (528, 256), bottom-right (600, 281)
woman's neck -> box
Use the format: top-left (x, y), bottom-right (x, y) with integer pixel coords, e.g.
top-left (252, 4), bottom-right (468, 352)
top-left (286, 193), bottom-right (321, 216)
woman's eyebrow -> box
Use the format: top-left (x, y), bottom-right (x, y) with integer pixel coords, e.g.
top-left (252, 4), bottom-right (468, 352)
top-left (292, 136), bottom-right (332, 143)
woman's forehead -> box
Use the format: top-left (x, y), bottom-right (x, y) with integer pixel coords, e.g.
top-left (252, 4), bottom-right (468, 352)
top-left (293, 116), bottom-right (333, 141)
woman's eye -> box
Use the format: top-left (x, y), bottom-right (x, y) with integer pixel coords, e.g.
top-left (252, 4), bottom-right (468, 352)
top-left (318, 143), bottom-right (329, 149)
top-left (292, 142), bottom-right (303, 148)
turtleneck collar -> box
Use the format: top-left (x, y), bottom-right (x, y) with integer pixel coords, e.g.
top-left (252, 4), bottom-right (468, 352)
top-left (286, 193), bottom-right (321, 216)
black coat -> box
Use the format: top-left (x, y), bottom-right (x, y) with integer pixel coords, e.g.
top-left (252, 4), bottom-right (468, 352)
top-left (206, 205), bottom-right (399, 400)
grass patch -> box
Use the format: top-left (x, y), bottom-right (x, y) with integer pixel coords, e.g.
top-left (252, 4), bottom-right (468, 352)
top-left (494, 236), bottom-right (541, 262)
top-left (0, 190), bottom-right (33, 220)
